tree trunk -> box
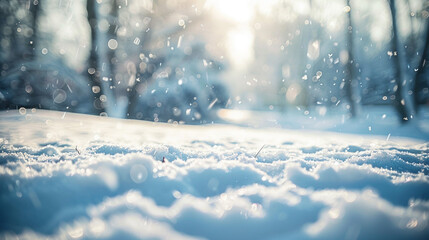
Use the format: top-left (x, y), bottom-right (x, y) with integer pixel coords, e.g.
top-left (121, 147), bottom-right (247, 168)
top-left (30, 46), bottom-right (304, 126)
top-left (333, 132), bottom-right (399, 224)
top-left (413, 19), bottom-right (429, 111)
top-left (389, 0), bottom-right (416, 122)
top-left (6, 1), bottom-right (40, 62)
top-left (0, 0), bottom-right (12, 66)
top-left (301, 0), bottom-right (321, 109)
top-left (87, 0), bottom-right (118, 117)
top-left (297, 0), bottom-right (314, 110)
top-left (344, 0), bottom-right (361, 117)
top-left (126, 6), bottom-right (154, 118)
top-left (27, 0), bottom-right (40, 60)
top-left (87, 0), bottom-right (103, 114)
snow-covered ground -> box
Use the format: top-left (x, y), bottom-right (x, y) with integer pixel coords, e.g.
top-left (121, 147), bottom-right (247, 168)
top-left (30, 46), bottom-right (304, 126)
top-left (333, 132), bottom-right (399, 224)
top-left (0, 108), bottom-right (428, 239)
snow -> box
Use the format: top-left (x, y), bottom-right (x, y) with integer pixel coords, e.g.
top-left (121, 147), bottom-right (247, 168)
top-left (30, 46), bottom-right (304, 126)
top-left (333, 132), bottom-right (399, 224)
top-left (0, 109), bottom-right (428, 239)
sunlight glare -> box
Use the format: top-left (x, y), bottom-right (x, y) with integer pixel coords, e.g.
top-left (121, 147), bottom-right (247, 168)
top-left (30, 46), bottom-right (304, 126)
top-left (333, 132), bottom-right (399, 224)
top-left (217, 109), bottom-right (251, 123)
top-left (207, 0), bottom-right (254, 22)
top-left (206, 0), bottom-right (258, 69)
top-left (227, 28), bottom-right (254, 69)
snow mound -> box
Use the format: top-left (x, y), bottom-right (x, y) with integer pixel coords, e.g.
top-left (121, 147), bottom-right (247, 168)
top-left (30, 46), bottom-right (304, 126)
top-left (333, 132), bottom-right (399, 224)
top-left (0, 110), bottom-right (428, 239)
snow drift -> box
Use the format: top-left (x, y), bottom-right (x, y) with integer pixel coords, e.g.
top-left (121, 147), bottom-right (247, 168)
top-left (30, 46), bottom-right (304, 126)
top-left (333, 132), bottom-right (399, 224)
top-left (0, 109), bottom-right (428, 239)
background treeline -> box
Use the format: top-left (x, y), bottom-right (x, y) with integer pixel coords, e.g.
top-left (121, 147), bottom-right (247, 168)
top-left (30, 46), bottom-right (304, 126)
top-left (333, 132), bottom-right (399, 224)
top-left (0, 0), bottom-right (428, 124)
top-left (249, 0), bottom-right (429, 122)
top-left (0, 0), bottom-right (228, 124)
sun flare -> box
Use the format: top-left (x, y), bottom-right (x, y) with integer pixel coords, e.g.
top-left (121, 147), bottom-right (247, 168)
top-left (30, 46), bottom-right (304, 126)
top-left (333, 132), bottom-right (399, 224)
top-left (206, 0), bottom-right (254, 22)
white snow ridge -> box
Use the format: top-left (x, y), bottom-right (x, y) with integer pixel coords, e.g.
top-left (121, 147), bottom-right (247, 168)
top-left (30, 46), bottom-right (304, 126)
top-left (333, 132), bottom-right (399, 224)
top-left (0, 110), bottom-right (428, 240)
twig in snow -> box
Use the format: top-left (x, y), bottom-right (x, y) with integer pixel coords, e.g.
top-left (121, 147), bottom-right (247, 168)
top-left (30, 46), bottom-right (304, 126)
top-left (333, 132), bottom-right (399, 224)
top-left (75, 146), bottom-right (81, 155)
top-left (254, 145), bottom-right (266, 158)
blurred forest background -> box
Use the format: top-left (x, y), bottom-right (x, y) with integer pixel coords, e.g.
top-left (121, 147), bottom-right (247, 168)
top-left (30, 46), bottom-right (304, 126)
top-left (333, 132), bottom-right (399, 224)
top-left (0, 0), bottom-right (428, 124)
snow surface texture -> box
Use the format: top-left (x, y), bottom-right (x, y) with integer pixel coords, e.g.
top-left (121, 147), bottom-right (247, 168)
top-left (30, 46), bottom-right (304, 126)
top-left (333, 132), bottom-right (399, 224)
top-left (0, 109), bottom-right (428, 240)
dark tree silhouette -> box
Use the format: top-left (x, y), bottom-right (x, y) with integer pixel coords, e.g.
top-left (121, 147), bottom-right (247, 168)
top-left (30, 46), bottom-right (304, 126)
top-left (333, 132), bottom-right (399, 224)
top-left (388, 0), bottom-right (416, 122)
top-left (303, 0), bottom-right (321, 109)
top-left (27, 0), bottom-right (40, 60)
top-left (87, 0), bottom-right (118, 116)
top-left (413, 19), bottom-right (429, 111)
top-left (344, 0), bottom-right (361, 117)
top-left (87, 0), bottom-right (102, 114)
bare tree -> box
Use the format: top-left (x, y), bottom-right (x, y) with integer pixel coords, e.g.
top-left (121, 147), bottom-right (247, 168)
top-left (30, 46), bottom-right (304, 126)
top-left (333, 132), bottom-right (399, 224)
top-left (298, 0), bottom-right (317, 109)
top-left (344, 0), bottom-right (361, 117)
top-left (86, 0), bottom-right (118, 116)
top-left (0, 0), bottom-right (41, 63)
top-left (388, 0), bottom-right (416, 122)
top-left (413, 19), bottom-right (429, 111)
top-left (27, 0), bottom-right (40, 60)
top-left (405, 0), bottom-right (417, 60)
top-left (87, 0), bottom-right (101, 114)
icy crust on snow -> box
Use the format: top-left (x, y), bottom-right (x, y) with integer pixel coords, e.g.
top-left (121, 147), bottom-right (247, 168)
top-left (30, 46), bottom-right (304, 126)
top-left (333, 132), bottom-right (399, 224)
top-left (0, 110), bottom-right (428, 239)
